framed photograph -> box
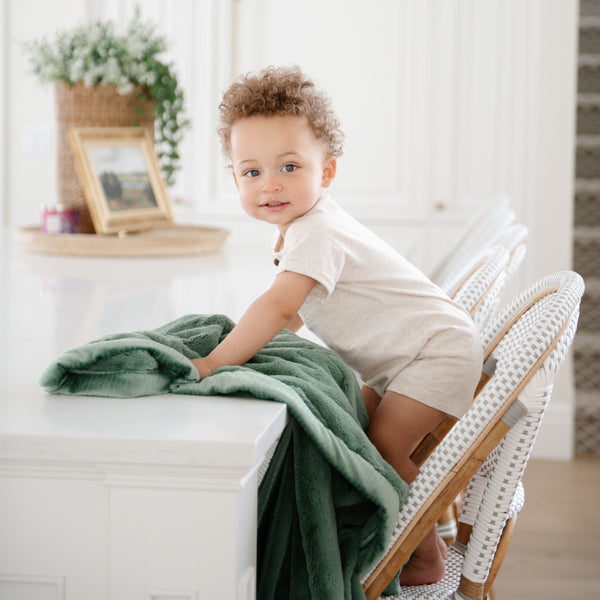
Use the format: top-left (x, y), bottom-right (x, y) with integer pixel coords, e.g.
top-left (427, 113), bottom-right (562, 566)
top-left (69, 127), bottom-right (173, 234)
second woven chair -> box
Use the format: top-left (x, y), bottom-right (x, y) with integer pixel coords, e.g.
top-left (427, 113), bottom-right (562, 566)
top-left (429, 196), bottom-right (514, 291)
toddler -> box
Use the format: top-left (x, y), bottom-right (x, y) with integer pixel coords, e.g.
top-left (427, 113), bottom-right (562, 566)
top-left (191, 65), bottom-right (483, 586)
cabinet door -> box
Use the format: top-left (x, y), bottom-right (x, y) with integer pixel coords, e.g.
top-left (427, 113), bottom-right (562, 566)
top-left (423, 0), bottom-right (537, 271)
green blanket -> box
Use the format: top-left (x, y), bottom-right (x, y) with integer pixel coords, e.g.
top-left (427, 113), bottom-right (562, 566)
top-left (40, 314), bottom-right (408, 599)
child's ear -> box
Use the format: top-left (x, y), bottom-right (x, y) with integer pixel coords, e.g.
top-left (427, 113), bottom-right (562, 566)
top-left (322, 157), bottom-right (337, 188)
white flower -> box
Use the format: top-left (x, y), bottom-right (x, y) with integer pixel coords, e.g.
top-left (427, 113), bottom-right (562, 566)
top-left (23, 10), bottom-right (188, 186)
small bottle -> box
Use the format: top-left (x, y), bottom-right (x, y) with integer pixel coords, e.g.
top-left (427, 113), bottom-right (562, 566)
top-left (41, 203), bottom-right (60, 234)
top-left (57, 204), bottom-right (78, 234)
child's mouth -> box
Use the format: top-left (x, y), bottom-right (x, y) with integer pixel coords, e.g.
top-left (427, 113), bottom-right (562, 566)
top-left (261, 202), bottom-right (289, 212)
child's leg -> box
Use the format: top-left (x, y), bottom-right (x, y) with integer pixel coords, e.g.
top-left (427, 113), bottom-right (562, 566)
top-left (361, 384), bottom-right (382, 421)
top-left (366, 389), bottom-right (448, 586)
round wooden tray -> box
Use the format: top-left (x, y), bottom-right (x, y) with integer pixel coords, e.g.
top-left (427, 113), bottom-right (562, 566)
top-left (15, 224), bottom-right (229, 257)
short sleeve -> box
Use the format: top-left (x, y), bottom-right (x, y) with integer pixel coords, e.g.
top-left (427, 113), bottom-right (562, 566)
top-left (275, 219), bottom-right (345, 296)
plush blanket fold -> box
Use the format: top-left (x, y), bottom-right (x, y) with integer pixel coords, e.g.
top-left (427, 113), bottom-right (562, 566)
top-left (40, 314), bottom-right (408, 599)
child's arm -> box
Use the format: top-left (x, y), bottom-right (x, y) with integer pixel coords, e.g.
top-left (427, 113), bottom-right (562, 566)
top-left (285, 313), bottom-right (304, 333)
top-left (191, 271), bottom-right (316, 378)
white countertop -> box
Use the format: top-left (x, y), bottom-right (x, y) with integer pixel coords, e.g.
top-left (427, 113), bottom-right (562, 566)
top-left (0, 228), bottom-right (287, 471)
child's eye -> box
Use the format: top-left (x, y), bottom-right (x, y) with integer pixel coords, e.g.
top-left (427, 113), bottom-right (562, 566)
top-left (244, 169), bottom-right (260, 178)
top-left (282, 164), bottom-right (297, 173)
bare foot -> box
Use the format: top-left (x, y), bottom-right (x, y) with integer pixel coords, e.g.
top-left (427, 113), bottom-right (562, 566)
top-left (400, 530), bottom-right (446, 586)
top-left (399, 550), bottom-right (446, 586)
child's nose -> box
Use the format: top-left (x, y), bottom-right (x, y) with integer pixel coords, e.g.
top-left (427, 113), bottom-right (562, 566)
top-left (262, 172), bottom-right (282, 192)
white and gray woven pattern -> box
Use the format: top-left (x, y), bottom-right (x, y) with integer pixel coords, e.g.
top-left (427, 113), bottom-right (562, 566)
top-left (366, 270), bottom-right (584, 596)
top-left (462, 310), bottom-right (579, 585)
top-left (381, 482), bottom-right (524, 600)
top-left (459, 463), bottom-right (525, 529)
top-left (435, 515), bottom-right (458, 542)
top-left (479, 272), bottom-right (582, 354)
top-left (495, 222), bottom-right (528, 284)
top-left (430, 196), bottom-right (514, 290)
top-left (451, 246), bottom-right (509, 332)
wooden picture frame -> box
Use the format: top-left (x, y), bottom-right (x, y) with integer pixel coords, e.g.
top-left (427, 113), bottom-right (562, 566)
top-left (69, 127), bottom-right (173, 234)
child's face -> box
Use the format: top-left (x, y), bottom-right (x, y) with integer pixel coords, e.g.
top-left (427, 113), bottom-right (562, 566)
top-left (230, 115), bottom-right (336, 234)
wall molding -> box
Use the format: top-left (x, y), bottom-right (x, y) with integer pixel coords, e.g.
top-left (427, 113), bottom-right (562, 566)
top-left (0, 458), bottom-right (256, 491)
top-left (147, 588), bottom-right (199, 600)
top-left (0, 574), bottom-right (66, 600)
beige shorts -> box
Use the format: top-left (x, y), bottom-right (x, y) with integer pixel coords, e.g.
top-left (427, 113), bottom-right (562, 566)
top-left (369, 326), bottom-right (483, 420)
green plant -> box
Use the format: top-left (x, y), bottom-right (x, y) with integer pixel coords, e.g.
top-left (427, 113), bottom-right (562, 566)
top-left (23, 9), bottom-right (189, 186)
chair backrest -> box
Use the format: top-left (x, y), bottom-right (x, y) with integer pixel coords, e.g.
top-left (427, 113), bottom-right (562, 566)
top-left (455, 277), bottom-right (582, 599)
top-left (430, 195), bottom-right (514, 289)
top-left (409, 245), bottom-right (510, 468)
top-left (411, 226), bottom-right (529, 466)
top-left (495, 222), bottom-right (528, 284)
top-left (362, 271), bottom-right (584, 600)
top-left (437, 219), bottom-right (528, 299)
top-left (449, 246), bottom-right (509, 332)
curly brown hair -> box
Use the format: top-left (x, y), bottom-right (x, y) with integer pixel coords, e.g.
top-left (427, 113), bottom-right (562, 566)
top-left (218, 65), bottom-right (344, 160)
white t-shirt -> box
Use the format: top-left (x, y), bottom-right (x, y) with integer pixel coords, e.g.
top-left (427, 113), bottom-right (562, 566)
top-left (273, 194), bottom-right (482, 417)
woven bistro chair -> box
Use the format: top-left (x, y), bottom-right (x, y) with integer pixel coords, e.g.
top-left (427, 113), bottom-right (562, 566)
top-left (423, 226), bottom-right (529, 468)
top-left (441, 223), bottom-right (528, 301)
top-left (430, 196), bottom-right (514, 291)
top-left (431, 246), bottom-right (509, 544)
top-left (362, 270), bottom-right (584, 600)
top-left (495, 222), bottom-right (528, 285)
top-left (432, 231), bottom-right (527, 544)
top-left (450, 246), bottom-right (509, 332)
top-left (412, 245), bottom-right (511, 482)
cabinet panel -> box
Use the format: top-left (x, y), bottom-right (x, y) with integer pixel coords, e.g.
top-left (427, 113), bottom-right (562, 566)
top-left (229, 0), bottom-right (536, 229)
top-left (0, 575), bottom-right (65, 600)
top-left (429, 0), bottom-right (535, 220)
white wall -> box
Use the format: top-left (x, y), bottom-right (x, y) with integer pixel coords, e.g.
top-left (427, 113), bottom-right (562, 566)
top-left (521, 0), bottom-right (579, 459)
top-left (0, 0), bottom-right (6, 222)
top-left (5, 0), bottom-right (87, 225)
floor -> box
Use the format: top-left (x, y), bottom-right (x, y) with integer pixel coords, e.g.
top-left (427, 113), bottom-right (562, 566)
top-left (492, 456), bottom-right (600, 599)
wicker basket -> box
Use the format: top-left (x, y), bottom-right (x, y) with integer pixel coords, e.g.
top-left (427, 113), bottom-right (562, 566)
top-left (55, 81), bottom-right (155, 232)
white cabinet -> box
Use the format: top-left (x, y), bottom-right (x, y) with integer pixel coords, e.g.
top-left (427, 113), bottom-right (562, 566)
top-left (0, 237), bottom-right (288, 600)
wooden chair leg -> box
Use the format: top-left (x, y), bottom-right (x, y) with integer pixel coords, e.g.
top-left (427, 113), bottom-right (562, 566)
top-left (459, 575), bottom-right (485, 600)
top-left (453, 512), bottom-right (517, 600)
top-left (437, 504), bottom-right (458, 546)
top-left (483, 514), bottom-right (518, 598)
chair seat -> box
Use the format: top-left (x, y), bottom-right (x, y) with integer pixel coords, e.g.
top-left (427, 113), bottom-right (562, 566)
top-left (381, 546), bottom-right (464, 600)
top-left (382, 481), bottom-right (525, 600)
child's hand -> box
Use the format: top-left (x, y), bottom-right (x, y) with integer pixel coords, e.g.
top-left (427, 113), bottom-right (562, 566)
top-left (190, 356), bottom-right (216, 379)
top-left (188, 271), bottom-right (316, 380)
